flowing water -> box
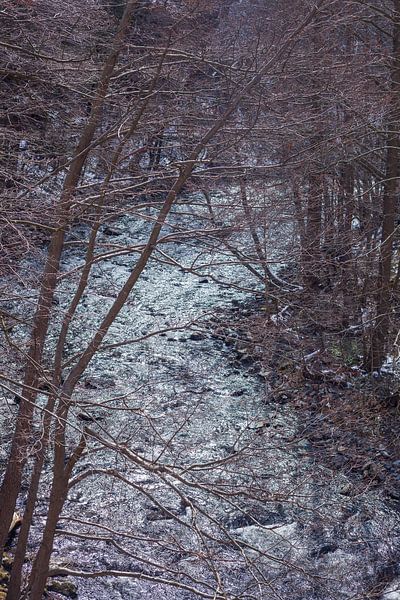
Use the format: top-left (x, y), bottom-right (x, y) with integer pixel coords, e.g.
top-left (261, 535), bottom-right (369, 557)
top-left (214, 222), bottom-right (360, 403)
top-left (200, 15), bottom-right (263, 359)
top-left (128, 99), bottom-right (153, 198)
top-left (1, 207), bottom-right (400, 599)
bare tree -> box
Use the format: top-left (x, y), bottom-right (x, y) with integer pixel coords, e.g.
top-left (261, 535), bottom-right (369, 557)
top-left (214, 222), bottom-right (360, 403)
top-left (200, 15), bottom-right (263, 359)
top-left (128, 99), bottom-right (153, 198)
top-left (2, 2), bottom-right (400, 600)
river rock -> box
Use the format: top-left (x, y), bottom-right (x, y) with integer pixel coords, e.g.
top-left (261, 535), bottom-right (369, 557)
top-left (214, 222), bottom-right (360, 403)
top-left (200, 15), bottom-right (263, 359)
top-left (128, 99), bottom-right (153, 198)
top-left (47, 580), bottom-right (78, 599)
top-left (189, 332), bottom-right (206, 341)
top-left (234, 522), bottom-right (300, 568)
top-left (84, 375), bottom-right (115, 389)
top-left (102, 226), bottom-right (122, 237)
top-left (380, 580), bottom-right (400, 600)
top-left (0, 567), bottom-right (9, 585)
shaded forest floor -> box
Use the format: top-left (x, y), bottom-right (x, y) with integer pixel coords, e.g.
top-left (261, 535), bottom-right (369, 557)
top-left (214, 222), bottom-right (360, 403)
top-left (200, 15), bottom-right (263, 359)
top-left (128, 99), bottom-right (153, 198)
top-left (209, 292), bottom-right (400, 501)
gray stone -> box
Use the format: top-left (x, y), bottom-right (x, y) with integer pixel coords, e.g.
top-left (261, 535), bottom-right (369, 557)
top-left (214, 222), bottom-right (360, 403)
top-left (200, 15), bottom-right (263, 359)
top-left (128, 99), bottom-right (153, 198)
top-left (102, 226), bottom-right (122, 237)
top-left (339, 482), bottom-right (353, 496)
top-left (234, 522), bottom-right (300, 568)
top-left (380, 580), bottom-right (400, 600)
top-left (84, 375), bottom-right (115, 389)
top-left (189, 332), bottom-right (206, 341)
top-left (47, 580), bottom-right (77, 599)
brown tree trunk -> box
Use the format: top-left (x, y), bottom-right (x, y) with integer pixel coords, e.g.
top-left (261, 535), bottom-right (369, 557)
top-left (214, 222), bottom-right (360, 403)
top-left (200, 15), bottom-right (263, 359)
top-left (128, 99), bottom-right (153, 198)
top-left (6, 395), bottom-right (57, 600)
top-left (27, 427), bottom-right (86, 600)
top-left (368, 3), bottom-right (400, 370)
top-left (303, 173), bottom-right (323, 287)
top-left (340, 163), bottom-right (355, 329)
top-left (6, 66), bottom-right (165, 594)
top-left (0, 0), bottom-right (138, 553)
top-left (15, 9), bottom-right (323, 592)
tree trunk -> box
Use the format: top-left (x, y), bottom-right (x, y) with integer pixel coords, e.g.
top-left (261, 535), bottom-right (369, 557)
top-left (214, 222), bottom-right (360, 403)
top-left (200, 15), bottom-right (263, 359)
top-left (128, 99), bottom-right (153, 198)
top-left (303, 173), bottom-right (323, 287)
top-left (368, 3), bottom-right (400, 370)
top-left (0, 0), bottom-right (138, 553)
top-left (27, 427), bottom-right (85, 600)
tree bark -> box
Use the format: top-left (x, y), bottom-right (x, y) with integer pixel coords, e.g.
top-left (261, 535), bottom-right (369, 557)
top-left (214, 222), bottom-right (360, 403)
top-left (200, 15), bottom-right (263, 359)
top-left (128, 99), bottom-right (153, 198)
top-left (0, 0), bottom-right (138, 553)
top-left (303, 173), bottom-right (323, 287)
top-left (368, 2), bottom-right (400, 370)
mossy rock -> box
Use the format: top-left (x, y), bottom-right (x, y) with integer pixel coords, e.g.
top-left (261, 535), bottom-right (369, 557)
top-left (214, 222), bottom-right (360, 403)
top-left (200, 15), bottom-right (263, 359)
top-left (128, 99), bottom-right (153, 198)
top-left (2, 554), bottom-right (13, 571)
top-left (0, 567), bottom-right (9, 585)
top-left (47, 580), bottom-right (77, 599)
top-left (277, 358), bottom-right (295, 372)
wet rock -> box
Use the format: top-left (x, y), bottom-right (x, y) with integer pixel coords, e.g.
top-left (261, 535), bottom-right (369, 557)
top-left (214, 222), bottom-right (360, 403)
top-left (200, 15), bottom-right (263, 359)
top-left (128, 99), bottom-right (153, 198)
top-left (189, 332), bottom-right (206, 341)
top-left (311, 542), bottom-right (338, 558)
top-left (102, 226), bottom-right (122, 237)
top-left (381, 579), bottom-right (400, 600)
top-left (84, 375), bottom-right (115, 389)
top-left (47, 580), bottom-right (78, 599)
top-left (231, 389), bottom-right (246, 397)
top-left (339, 482), bottom-right (353, 496)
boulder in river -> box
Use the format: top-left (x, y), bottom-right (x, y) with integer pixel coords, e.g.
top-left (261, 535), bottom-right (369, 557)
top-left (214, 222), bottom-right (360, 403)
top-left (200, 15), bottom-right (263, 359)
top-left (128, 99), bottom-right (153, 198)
top-left (47, 580), bottom-right (78, 599)
top-left (189, 332), bottom-right (206, 341)
top-left (84, 375), bottom-right (115, 389)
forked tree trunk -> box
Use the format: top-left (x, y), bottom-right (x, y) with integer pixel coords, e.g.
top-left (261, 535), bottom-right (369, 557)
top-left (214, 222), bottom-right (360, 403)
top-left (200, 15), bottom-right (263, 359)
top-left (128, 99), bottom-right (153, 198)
top-left (27, 427), bottom-right (86, 600)
top-left (0, 0), bottom-right (138, 553)
top-left (18, 9), bottom-right (323, 595)
top-left (6, 60), bottom-right (166, 594)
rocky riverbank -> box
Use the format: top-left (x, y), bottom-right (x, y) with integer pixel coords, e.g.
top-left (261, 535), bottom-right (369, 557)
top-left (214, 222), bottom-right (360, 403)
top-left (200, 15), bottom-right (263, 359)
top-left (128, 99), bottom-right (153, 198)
top-left (1, 208), bottom-right (400, 599)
